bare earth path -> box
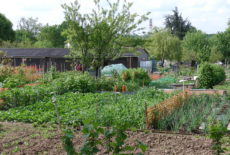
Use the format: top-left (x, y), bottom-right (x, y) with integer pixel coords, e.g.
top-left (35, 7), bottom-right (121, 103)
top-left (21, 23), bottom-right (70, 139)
top-left (0, 122), bottom-right (213, 155)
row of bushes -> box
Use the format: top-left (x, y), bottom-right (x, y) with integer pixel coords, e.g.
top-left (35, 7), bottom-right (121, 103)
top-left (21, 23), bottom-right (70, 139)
top-left (0, 69), bottom-right (151, 110)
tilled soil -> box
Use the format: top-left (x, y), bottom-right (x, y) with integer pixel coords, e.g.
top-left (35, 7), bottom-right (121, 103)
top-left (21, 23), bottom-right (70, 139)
top-left (0, 122), bottom-right (213, 155)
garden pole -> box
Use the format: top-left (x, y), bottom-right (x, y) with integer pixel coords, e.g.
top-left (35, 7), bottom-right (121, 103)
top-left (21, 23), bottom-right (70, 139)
top-left (145, 102), bottom-right (148, 129)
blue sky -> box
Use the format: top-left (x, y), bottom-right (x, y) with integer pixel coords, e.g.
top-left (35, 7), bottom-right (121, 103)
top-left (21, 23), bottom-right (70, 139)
top-left (0, 0), bottom-right (230, 34)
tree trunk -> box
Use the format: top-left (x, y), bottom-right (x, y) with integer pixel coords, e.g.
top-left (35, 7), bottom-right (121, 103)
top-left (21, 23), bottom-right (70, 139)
top-left (191, 60), bottom-right (196, 67)
top-left (95, 67), bottom-right (99, 78)
top-left (82, 64), bottom-right (85, 74)
top-left (161, 59), bottom-right (164, 67)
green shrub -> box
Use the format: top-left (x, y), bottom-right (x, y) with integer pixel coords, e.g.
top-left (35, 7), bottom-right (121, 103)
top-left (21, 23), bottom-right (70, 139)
top-left (0, 66), bottom-right (13, 82)
top-left (121, 70), bottom-right (132, 81)
top-left (0, 85), bottom-right (52, 109)
top-left (51, 72), bottom-right (96, 94)
top-left (212, 65), bottom-right (226, 85)
top-left (198, 63), bottom-right (226, 89)
top-left (122, 68), bottom-right (151, 86)
top-left (115, 81), bottom-right (140, 92)
top-left (96, 77), bottom-right (117, 91)
top-left (3, 75), bottom-right (27, 88)
top-left (198, 63), bottom-right (215, 89)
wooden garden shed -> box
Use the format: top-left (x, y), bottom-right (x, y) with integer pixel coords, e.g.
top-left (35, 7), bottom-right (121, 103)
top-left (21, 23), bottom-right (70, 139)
top-left (0, 48), bottom-right (72, 71)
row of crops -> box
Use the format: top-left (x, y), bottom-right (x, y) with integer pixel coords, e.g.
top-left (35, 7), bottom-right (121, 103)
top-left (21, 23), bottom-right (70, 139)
top-left (0, 68), bottom-right (151, 110)
top-left (0, 66), bottom-right (229, 133)
top-left (0, 88), bottom-right (170, 128)
top-left (0, 85), bottom-right (229, 132)
top-left (157, 95), bottom-right (229, 132)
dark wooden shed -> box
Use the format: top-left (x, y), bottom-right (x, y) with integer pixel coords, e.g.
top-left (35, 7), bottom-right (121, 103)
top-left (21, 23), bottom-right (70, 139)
top-left (0, 48), bottom-right (71, 71)
top-left (106, 48), bottom-right (149, 68)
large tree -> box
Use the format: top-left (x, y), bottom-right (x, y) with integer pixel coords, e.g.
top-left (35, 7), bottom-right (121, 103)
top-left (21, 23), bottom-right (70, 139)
top-left (208, 35), bottom-right (223, 63)
top-left (62, 2), bottom-right (93, 71)
top-left (35, 23), bottom-right (67, 48)
top-left (145, 28), bottom-right (182, 66)
top-left (164, 7), bottom-right (193, 40)
top-left (0, 13), bottom-right (15, 41)
top-left (119, 35), bottom-right (147, 47)
top-left (182, 30), bottom-right (210, 63)
top-left (214, 27), bottom-right (230, 65)
top-left (62, 0), bottom-right (149, 76)
top-left (16, 17), bottom-right (42, 42)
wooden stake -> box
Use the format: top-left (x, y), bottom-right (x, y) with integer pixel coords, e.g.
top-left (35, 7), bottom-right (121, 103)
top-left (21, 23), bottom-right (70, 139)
top-left (145, 102), bottom-right (148, 129)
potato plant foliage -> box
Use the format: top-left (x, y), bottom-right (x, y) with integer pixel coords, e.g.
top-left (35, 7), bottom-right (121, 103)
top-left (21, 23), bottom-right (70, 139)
top-left (0, 88), bottom-right (170, 129)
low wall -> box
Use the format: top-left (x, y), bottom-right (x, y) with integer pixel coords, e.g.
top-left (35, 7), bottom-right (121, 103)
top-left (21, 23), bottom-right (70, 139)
top-left (170, 83), bottom-right (195, 89)
top-left (160, 89), bottom-right (227, 95)
top-left (189, 89), bottom-right (227, 95)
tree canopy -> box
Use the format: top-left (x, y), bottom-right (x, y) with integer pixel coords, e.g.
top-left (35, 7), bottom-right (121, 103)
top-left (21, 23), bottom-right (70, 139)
top-left (0, 13), bottom-right (15, 41)
top-left (145, 28), bottom-right (182, 66)
top-left (16, 17), bottom-right (42, 42)
top-left (35, 23), bottom-right (67, 48)
top-left (164, 7), bottom-right (193, 40)
top-left (62, 0), bottom-right (149, 76)
top-left (214, 27), bottom-right (230, 63)
top-left (182, 30), bottom-right (210, 63)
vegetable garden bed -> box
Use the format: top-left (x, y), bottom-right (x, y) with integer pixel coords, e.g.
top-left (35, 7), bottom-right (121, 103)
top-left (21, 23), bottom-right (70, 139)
top-left (0, 88), bottom-right (171, 129)
top-left (149, 94), bottom-right (230, 132)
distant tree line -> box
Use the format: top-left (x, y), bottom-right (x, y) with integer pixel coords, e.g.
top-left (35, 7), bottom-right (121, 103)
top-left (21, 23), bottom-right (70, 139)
top-left (0, 14), bottom-right (68, 48)
top-left (145, 7), bottom-right (230, 66)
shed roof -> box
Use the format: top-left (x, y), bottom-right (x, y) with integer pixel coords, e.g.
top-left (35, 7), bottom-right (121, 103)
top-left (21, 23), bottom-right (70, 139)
top-left (0, 48), bottom-right (70, 58)
top-left (121, 48), bottom-right (149, 57)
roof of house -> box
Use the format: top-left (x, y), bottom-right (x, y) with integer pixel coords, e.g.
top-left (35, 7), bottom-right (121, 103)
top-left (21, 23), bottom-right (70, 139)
top-left (121, 48), bottom-right (149, 57)
top-left (0, 48), bottom-right (70, 58)
top-left (0, 47), bottom-right (149, 58)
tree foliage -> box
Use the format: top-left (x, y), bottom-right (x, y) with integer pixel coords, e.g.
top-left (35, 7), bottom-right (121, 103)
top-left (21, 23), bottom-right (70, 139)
top-left (198, 63), bottom-right (226, 89)
top-left (35, 23), bottom-right (67, 48)
top-left (121, 35), bottom-right (147, 47)
top-left (0, 40), bottom-right (35, 48)
top-left (62, 0), bottom-right (149, 76)
top-left (182, 30), bottom-right (210, 63)
top-left (145, 28), bottom-right (182, 66)
top-left (164, 7), bottom-right (193, 40)
top-left (16, 17), bottom-right (42, 42)
top-left (208, 35), bottom-right (223, 63)
top-left (214, 28), bottom-right (230, 63)
top-left (0, 13), bottom-right (15, 41)
top-left (62, 1), bottom-right (92, 70)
